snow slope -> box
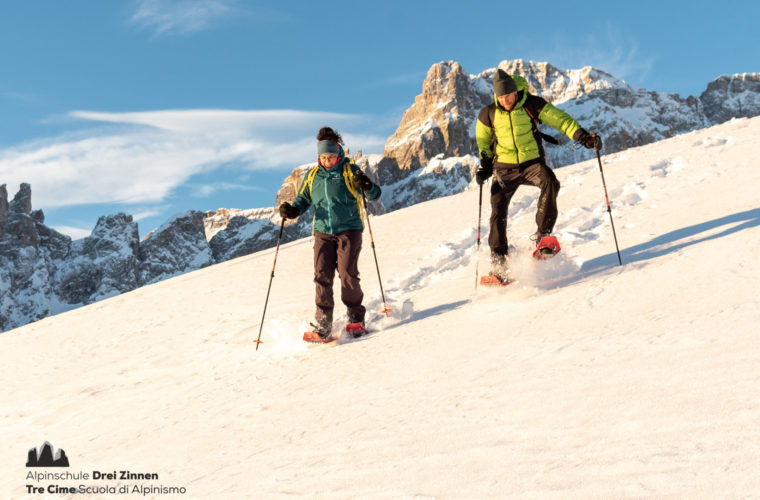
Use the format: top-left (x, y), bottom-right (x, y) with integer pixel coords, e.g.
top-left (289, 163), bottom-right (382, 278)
top-left (2, 117), bottom-right (759, 498)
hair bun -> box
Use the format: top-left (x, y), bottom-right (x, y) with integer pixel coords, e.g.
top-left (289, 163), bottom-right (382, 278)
top-left (317, 127), bottom-right (344, 145)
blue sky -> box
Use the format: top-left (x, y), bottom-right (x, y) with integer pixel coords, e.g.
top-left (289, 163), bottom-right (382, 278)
top-left (0, 0), bottom-right (757, 239)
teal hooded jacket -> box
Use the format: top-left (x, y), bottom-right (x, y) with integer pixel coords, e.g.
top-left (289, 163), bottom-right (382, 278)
top-left (291, 154), bottom-right (381, 235)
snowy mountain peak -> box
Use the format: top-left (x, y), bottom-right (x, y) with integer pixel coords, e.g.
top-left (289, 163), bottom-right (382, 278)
top-left (484, 59), bottom-right (628, 103)
top-left (700, 72), bottom-right (760, 124)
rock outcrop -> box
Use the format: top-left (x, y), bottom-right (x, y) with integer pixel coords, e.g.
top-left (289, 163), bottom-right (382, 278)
top-left (139, 211), bottom-right (213, 285)
top-left (700, 73), bottom-right (760, 124)
top-left (0, 184), bottom-right (72, 331)
top-left (207, 207), bottom-right (310, 262)
top-left (0, 188), bottom-right (212, 331)
top-left (56, 213), bottom-right (140, 304)
top-left (382, 62), bottom-right (484, 182)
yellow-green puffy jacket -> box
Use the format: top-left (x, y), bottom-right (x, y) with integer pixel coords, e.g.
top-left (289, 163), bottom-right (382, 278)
top-left (476, 74), bottom-right (582, 167)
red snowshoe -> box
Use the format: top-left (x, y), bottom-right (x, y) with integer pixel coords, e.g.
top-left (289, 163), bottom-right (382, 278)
top-left (480, 274), bottom-right (515, 287)
top-left (532, 235), bottom-right (561, 260)
top-left (302, 331), bottom-right (336, 344)
top-left (303, 322), bottom-right (335, 344)
top-left (345, 322), bottom-right (369, 339)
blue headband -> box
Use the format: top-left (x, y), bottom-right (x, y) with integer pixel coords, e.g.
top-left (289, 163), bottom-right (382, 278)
top-left (317, 140), bottom-right (340, 156)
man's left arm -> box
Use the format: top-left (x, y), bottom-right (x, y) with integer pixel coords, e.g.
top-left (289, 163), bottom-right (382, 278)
top-left (531, 96), bottom-right (601, 150)
top-left (536, 101), bottom-right (582, 141)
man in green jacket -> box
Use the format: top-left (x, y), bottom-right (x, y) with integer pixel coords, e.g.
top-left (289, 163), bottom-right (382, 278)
top-left (279, 127), bottom-right (381, 339)
top-left (475, 69), bottom-right (601, 281)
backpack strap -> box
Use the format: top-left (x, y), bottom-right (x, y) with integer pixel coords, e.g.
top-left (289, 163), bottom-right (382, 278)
top-left (300, 165), bottom-right (320, 235)
top-left (487, 104), bottom-right (498, 153)
top-left (342, 163), bottom-right (365, 227)
top-left (524, 103), bottom-right (562, 146)
top-left (301, 165), bottom-right (320, 196)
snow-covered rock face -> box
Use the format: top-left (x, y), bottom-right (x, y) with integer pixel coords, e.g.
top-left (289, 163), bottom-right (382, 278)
top-left (0, 189), bottom-right (317, 332)
top-left (56, 213), bottom-right (140, 305)
top-left (139, 211), bottom-right (213, 285)
top-left (0, 189), bottom-right (213, 332)
top-left (700, 73), bottom-right (760, 124)
top-left (0, 184), bottom-right (72, 331)
top-left (206, 206), bottom-right (311, 262)
top-left (381, 154), bottom-right (479, 212)
top-left (382, 62), bottom-right (483, 177)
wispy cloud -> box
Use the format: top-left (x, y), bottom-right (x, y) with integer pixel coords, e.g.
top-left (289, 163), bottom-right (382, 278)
top-left (0, 109), bottom-right (386, 210)
top-left (189, 181), bottom-right (266, 198)
top-left (132, 209), bottom-right (165, 221)
top-left (509, 22), bottom-right (656, 86)
top-left (582, 24), bottom-right (656, 84)
top-left (129, 0), bottom-right (237, 36)
top-left (1, 91), bottom-right (40, 104)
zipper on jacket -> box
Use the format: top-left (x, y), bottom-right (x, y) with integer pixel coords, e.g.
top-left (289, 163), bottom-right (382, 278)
top-left (324, 175), bottom-right (333, 233)
top-left (507, 110), bottom-right (521, 166)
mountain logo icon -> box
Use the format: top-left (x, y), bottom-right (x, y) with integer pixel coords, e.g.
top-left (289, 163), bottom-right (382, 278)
top-left (26, 442), bottom-right (70, 467)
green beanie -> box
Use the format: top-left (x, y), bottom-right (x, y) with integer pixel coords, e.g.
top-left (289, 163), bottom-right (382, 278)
top-left (493, 69), bottom-right (517, 96)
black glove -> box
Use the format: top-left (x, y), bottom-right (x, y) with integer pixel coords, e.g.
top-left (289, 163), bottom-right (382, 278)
top-left (353, 170), bottom-right (373, 192)
top-left (278, 202), bottom-right (300, 220)
top-left (576, 129), bottom-right (602, 150)
top-left (476, 152), bottom-right (494, 185)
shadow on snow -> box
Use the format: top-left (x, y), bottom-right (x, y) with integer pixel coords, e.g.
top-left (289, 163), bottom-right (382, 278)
top-left (381, 299), bottom-right (471, 333)
top-left (581, 207), bottom-right (760, 273)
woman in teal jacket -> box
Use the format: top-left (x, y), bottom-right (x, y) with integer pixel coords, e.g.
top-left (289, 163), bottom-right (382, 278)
top-left (279, 127), bottom-right (381, 339)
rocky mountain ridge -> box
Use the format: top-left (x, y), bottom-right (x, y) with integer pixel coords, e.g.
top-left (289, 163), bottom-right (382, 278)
top-left (2, 60), bottom-right (759, 332)
top-left (0, 184), bottom-right (315, 332)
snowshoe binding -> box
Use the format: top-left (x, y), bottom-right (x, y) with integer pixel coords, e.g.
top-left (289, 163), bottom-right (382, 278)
top-left (345, 322), bottom-right (369, 339)
top-left (481, 253), bottom-right (514, 287)
top-left (532, 232), bottom-right (561, 260)
top-left (303, 322), bottom-right (335, 344)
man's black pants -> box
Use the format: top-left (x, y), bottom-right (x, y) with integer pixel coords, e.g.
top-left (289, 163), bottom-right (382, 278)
top-left (488, 162), bottom-right (560, 256)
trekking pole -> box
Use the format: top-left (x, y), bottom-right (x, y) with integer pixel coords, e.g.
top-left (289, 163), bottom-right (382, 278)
top-left (254, 218), bottom-right (286, 350)
top-left (593, 134), bottom-right (623, 266)
top-left (475, 182), bottom-right (483, 290)
top-left (361, 192), bottom-right (391, 316)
